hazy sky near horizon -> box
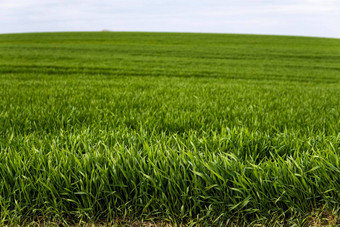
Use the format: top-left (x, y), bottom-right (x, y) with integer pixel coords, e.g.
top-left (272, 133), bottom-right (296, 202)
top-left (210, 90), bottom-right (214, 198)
top-left (1, 0), bottom-right (340, 38)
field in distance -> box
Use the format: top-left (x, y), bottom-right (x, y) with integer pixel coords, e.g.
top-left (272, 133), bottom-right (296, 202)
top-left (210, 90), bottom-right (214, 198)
top-left (0, 32), bottom-right (339, 226)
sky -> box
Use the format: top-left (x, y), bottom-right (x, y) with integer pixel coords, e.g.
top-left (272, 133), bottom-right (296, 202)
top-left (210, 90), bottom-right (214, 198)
top-left (1, 0), bottom-right (340, 38)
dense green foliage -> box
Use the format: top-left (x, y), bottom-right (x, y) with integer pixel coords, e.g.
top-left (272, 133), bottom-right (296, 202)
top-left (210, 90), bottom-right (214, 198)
top-left (0, 32), bottom-right (339, 225)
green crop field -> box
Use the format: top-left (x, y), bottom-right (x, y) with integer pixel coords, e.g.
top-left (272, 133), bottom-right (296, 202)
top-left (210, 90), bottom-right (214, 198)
top-left (0, 32), bottom-right (339, 226)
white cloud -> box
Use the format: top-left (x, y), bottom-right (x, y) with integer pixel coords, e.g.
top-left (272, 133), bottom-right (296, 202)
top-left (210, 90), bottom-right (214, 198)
top-left (0, 0), bottom-right (339, 37)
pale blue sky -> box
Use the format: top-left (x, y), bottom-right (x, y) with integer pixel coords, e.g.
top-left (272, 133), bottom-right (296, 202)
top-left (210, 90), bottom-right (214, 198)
top-left (1, 0), bottom-right (340, 38)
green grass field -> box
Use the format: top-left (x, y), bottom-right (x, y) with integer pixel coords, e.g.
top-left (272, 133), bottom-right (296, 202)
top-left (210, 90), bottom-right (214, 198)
top-left (0, 32), bottom-right (339, 226)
